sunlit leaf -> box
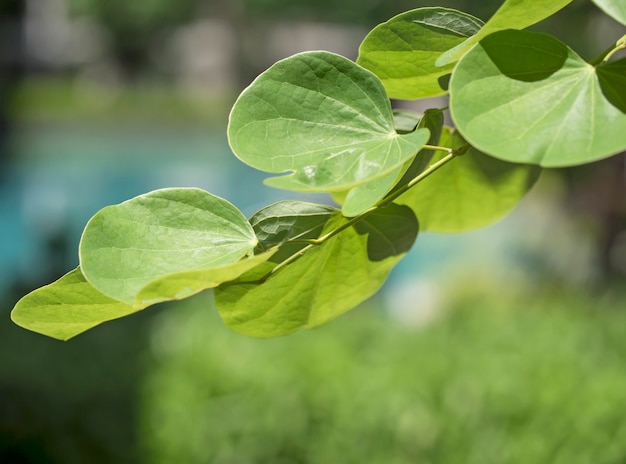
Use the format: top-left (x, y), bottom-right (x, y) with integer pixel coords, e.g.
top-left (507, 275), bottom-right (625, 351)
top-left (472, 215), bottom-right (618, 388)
top-left (357, 7), bottom-right (483, 99)
top-left (338, 109), bottom-right (444, 217)
top-left (449, 30), bottom-right (626, 167)
top-left (214, 204), bottom-right (418, 337)
top-left (80, 188), bottom-right (257, 305)
top-left (591, 0), bottom-right (626, 25)
top-left (11, 269), bottom-right (137, 341)
top-left (135, 252), bottom-right (276, 307)
top-left (228, 51), bottom-right (429, 193)
top-left (436, 0), bottom-right (573, 66)
top-left (398, 127), bottom-right (541, 232)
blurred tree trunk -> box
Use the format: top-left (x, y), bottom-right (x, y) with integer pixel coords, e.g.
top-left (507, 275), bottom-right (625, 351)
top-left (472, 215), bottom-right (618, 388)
top-left (565, 153), bottom-right (626, 285)
top-left (0, 0), bottom-right (25, 183)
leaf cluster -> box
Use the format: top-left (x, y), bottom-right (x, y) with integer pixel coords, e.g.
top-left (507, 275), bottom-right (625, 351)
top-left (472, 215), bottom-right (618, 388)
top-left (12, 0), bottom-right (626, 340)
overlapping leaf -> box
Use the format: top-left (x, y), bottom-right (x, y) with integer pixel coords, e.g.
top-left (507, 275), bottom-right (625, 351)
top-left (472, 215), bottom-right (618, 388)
top-left (397, 127), bottom-right (541, 232)
top-left (436, 0), bottom-right (573, 66)
top-left (357, 7), bottom-right (483, 99)
top-left (450, 30), bottom-right (626, 167)
top-left (80, 188), bottom-right (257, 305)
top-left (592, 0), bottom-right (626, 25)
top-left (228, 51), bottom-right (429, 194)
top-left (335, 110), bottom-right (445, 217)
top-left (214, 204), bottom-right (418, 337)
top-left (11, 269), bottom-right (137, 341)
top-left (135, 201), bottom-right (337, 306)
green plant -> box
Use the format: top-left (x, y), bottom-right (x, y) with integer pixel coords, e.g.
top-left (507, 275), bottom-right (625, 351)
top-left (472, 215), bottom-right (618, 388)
top-left (11, 0), bottom-right (626, 340)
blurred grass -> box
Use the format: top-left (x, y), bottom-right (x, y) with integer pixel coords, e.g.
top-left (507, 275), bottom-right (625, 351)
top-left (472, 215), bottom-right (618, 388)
top-left (140, 288), bottom-right (626, 464)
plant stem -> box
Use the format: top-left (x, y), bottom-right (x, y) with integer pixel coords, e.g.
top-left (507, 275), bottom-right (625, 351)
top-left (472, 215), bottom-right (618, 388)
top-left (267, 145), bottom-right (461, 277)
top-left (590, 34), bottom-right (626, 65)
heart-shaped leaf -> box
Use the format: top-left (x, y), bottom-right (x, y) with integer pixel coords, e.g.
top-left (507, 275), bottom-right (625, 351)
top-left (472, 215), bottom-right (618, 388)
top-left (11, 269), bottom-right (137, 341)
top-left (228, 51), bottom-right (429, 193)
top-left (398, 127), bottom-right (541, 232)
top-left (592, 0), bottom-right (626, 25)
top-left (357, 7), bottom-right (483, 99)
top-left (436, 0), bottom-right (573, 66)
top-left (449, 30), bottom-right (626, 167)
top-left (80, 188), bottom-right (257, 305)
top-left (214, 204), bottom-right (418, 337)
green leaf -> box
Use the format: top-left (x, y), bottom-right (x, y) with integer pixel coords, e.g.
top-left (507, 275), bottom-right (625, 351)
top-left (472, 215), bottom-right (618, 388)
top-left (338, 109), bottom-right (445, 217)
top-left (398, 127), bottom-right (541, 232)
top-left (436, 0), bottom-right (573, 66)
top-left (228, 51), bottom-right (429, 193)
top-left (449, 30), bottom-right (626, 167)
top-left (389, 109), bottom-right (445, 195)
top-left (357, 7), bottom-right (483, 99)
top-left (251, 201), bottom-right (337, 249)
top-left (393, 109), bottom-right (423, 133)
top-left (592, 0), bottom-right (626, 25)
top-left (250, 200), bottom-right (338, 261)
top-left (137, 201), bottom-right (337, 306)
top-left (11, 269), bottom-right (137, 341)
top-left (80, 188), bottom-right (257, 305)
top-left (214, 204), bottom-right (418, 337)
top-left (135, 252), bottom-right (276, 307)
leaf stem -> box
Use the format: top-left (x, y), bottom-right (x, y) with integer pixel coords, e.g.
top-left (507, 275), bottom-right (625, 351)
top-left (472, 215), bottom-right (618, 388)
top-left (266, 145), bottom-right (463, 277)
top-left (590, 34), bottom-right (626, 65)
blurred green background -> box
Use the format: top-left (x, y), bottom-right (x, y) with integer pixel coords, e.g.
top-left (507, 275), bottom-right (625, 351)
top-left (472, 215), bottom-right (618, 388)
top-left (1, 0), bottom-right (626, 462)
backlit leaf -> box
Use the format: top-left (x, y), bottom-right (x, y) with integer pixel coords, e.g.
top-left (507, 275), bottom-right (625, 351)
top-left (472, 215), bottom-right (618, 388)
top-left (449, 30), bottom-right (626, 167)
top-left (398, 127), bottom-right (541, 232)
top-left (357, 7), bottom-right (483, 99)
top-left (228, 51), bottom-right (429, 193)
top-left (591, 0), bottom-right (626, 25)
top-left (80, 188), bottom-right (257, 305)
top-left (436, 0), bottom-right (573, 66)
top-left (214, 204), bottom-right (418, 337)
top-left (11, 269), bottom-right (137, 341)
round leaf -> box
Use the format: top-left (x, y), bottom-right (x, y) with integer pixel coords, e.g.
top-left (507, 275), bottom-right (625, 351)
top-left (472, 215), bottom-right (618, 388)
top-left (450, 30), bottom-right (626, 167)
top-left (357, 7), bottom-right (483, 99)
top-left (398, 127), bottom-right (541, 232)
top-left (80, 188), bottom-right (257, 305)
top-left (228, 51), bottom-right (429, 192)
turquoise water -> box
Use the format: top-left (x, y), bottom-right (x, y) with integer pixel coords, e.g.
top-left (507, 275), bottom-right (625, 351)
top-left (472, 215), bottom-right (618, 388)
top-left (0, 122), bottom-right (300, 294)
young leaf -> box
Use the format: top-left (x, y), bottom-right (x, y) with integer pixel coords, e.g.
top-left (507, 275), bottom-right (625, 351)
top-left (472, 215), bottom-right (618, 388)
top-left (214, 204), bottom-right (418, 337)
top-left (436, 0), bottom-right (573, 66)
top-left (11, 269), bottom-right (137, 341)
top-left (80, 188), bottom-right (257, 305)
top-left (397, 127), bottom-right (541, 232)
top-left (228, 51), bottom-right (429, 193)
top-left (449, 30), bottom-right (626, 167)
top-left (357, 7), bottom-right (483, 99)
top-left (591, 0), bottom-right (626, 25)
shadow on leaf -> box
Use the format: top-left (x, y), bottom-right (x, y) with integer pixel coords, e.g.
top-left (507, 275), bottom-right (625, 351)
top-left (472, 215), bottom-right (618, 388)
top-left (354, 203), bottom-right (419, 261)
top-left (481, 29), bottom-right (568, 82)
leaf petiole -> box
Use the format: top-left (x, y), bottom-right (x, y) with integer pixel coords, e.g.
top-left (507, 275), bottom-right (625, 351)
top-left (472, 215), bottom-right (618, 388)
top-left (590, 34), bottom-right (626, 65)
top-left (267, 145), bottom-right (463, 277)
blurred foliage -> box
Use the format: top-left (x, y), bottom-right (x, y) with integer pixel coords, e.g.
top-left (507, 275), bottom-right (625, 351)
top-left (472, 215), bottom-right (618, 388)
top-left (141, 290), bottom-right (626, 464)
top-left (0, 296), bottom-right (157, 463)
